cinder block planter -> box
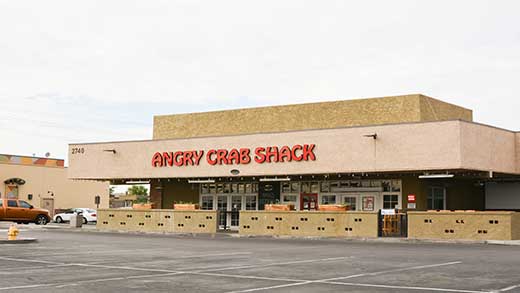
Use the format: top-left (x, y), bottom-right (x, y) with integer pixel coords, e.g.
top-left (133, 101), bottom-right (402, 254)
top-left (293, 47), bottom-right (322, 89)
top-left (318, 204), bottom-right (349, 212)
top-left (132, 203), bottom-right (155, 209)
top-left (173, 203), bottom-right (200, 210)
top-left (264, 204), bottom-right (295, 211)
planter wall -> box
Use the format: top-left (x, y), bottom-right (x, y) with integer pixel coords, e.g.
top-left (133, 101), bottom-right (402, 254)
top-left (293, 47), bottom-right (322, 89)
top-left (240, 211), bottom-right (379, 238)
top-left (173, 204), bottom-right (200, 210)
top-left (318, 205), bottom-right (349, 212)
top-left (265, 204), bottom-right (295, 211)
top-left (132, 203), bottom-right (155, 209)
top-left (97, 209), bottom-right (217, 233)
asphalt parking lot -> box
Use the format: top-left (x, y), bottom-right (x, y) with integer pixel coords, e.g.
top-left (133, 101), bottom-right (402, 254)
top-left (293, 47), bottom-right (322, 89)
top-left (0, 227), bottom-right (519, 293)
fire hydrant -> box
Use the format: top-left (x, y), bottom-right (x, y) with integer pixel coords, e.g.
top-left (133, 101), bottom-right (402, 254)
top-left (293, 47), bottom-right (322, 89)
top-left (8, 224), bottom-right (19, 241)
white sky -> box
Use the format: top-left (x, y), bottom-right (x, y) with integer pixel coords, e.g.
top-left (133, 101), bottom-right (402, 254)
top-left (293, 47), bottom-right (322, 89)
top-left (1, 0), bottom-right (519, 163)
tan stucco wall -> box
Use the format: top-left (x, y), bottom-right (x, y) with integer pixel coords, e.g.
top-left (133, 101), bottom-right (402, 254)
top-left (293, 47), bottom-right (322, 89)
top-left (460, 123), bottom-right (517, 174)
top-left (153, 94), bottom-right (472, 140)
top-left (97, 209), bottom-right (218, 234)
top-left (408, 211), bottom-right (519, 240)
top-left (71, 120), bottom-right (469, 179)
top-left (239, 211), bottom-right (379, 238)
top-left (0, 164), bottom-right (109, 211)
top-left (69, 120), bottom-right (519, 180)
top-left (516, 133), bottom-right (520, 174)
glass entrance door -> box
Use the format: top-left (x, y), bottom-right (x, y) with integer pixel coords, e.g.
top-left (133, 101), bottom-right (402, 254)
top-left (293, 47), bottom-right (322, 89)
top-left (231, 195), bottom-right (242, 228)
top-left (217, 196), bottom-right (228, 229)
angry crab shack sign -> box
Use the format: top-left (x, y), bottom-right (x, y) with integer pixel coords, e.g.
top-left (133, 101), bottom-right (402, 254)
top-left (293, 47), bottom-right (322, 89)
top-left (151, 144), bottom-right (316, 167)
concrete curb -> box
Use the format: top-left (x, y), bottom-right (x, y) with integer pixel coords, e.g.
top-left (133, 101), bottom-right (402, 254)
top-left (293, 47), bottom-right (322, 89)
top-left (0, 238), bottom-right (38, 244)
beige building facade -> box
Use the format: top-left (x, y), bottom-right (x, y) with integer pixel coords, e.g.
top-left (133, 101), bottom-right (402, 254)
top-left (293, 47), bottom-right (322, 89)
top-left (1, 154), bottom-right (109, 216)
top-left (68, 94), bottom-right (520, 228)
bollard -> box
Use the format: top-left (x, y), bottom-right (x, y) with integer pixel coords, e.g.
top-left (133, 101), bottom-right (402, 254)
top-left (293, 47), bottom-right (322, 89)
top-left (8, 224), bottom-right (19, 241)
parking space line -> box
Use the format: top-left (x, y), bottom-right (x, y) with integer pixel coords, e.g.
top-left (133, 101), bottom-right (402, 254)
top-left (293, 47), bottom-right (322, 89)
top-left (227, 281), bottom-right (313, 293)
top-left (193, 271), bottom-right (306, 283)
top-left (191, 256), bottom-right (353, 273)
top-left (0, 272), bottom-right (184, 291)
top-left (0, 256), bottom-right (63, 265)
top-left (497, 284), bottom-right (520, 292)
top-left (0, 283), bottom-right (60, 291)
top-left (320, 261), bottom-right (463, 282)
top-left (72, 263), bottom-right (180, 273)
top-left (323, 281), bottom-right (486, 293)
top-left (225, 261), bottom-right (464, 293)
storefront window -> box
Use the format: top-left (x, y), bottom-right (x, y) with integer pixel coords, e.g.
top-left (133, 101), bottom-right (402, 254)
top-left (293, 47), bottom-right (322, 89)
top-left (301, 182), bottom-right (310, 193)
top-left (238, 183), bottom-right (245, 194)
top-left (321, 182), bottom-right (330, 192)
top-left (371, 180), bottom-right (382, 188)
top-left (382, 180), bottom-right (392, 192)
top-left (245, 195), bottom-right (257, 210)
top-left (321, 195), bottom-right (336, 204)
top-left (282, 182), bottom-right (291, 193)
top-left (391, 180), bottom-right (401, 192)
top-left (343, 196), bottom-right (357, 211)
top-left (282, 195), bottom-right (297, 203)
top-left (310, 182), bottom-right (319, 193)
top-left (290, 182), bottom-right (299, 193)
top-left (223, 183), bottom-right (231, 194)
top-left (216, 184), bottom-right (224, 194)
top-left (383, 194), bottom-right (399, 209)
top-left (361, 180), bottom-right (371, 188)
top-left (428, 186), bottom-right (445, 210)
top-left (201, 184), bottom-right (209, 194)
top-left (350, 181), bottom-right (360, 188)
top-left (231, 183), bottom-right (238, 193)
top-left (201, 196), bottom-right (214, 210)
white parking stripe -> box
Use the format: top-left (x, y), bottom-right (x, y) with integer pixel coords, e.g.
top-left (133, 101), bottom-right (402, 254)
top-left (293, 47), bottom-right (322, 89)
top-left (225, 261), bottom-right (464, 293)
top-left (321, 261), bottom-right (463, 282)
top-left (324, 281), bottom-right (485, 293)
top-left (497, 284), bottom-right (520, 292)
top-left (0, 272), bottom-right (183, 290)
top-left (0, 256), bottom-right (62, 265)
top-left (192, 256), bottom-right (353, 272)
top-left (193, 272), bottom-right (305, 283)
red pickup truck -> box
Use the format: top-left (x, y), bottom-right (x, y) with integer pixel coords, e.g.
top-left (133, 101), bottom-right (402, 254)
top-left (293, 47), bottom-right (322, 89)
top-left (0, 198), bottom-right (51, 225)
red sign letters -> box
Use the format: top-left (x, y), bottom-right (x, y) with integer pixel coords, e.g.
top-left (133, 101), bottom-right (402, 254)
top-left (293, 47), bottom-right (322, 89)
top-left (152, 144), bottom-right (316, 167)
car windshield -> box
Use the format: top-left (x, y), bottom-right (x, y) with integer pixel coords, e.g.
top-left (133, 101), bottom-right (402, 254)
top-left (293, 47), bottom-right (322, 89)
top-left (19, 201), bottom-right (32, 208)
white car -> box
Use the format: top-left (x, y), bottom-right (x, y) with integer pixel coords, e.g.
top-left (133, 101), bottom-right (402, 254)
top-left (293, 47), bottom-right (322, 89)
top-left (53, 208), bottom-right (97, 224)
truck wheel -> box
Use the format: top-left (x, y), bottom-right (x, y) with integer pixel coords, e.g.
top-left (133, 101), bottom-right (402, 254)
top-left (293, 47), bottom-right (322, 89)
top-left (35, 215), bottom-right (48, 225)
top-left (55, 216), bottom-right (63, 223)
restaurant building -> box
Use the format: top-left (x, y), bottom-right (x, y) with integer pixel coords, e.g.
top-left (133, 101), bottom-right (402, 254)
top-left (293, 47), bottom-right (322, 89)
top-left (68, 94), bottom-right (520, 229)
top-left (1, 154), bottom-right (109, 216)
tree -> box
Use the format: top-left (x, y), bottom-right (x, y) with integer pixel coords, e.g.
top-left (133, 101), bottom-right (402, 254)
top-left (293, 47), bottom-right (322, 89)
top-left (127, 185), bottom-right (149, 203)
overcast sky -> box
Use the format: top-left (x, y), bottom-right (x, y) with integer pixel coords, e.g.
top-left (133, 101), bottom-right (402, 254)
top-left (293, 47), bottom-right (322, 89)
top-left (1, 0), bottom-right (519, 163)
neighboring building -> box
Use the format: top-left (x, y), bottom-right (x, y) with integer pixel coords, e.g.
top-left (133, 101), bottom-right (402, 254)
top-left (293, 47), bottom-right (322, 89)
top-left (68, 94), bottom-right (520, 229)
top-left (0, 154), bottom-right (109, 216)
top-left (110, 193), bottom-right (137, 208)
